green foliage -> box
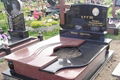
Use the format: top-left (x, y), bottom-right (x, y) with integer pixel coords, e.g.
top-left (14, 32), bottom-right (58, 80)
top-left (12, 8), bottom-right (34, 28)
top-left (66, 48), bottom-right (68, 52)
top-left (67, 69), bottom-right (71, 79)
top-left (0, 2), bottom-right (8, 32)
top-left (0, 13), bottom-right (8, 32)
top-left (108, 7), bottom-right (112, 17)
top-left (26, 20), bottom-right (33, 27)
top-left (29, 26), bottom-right (60, 40)
top-left (43, 27), bottom-right (60, 39)
top-left (29, 31), bottom-right (38, 37)
top-left (106, 33), bottom-right (120, 40)
top-left (31, 20), bottom-right (59, 28)
top-left (0, 2), bottom-right (4, 10)
top-left (31, 21), bottom-right (45, 28)
top-left (50, 21), bottom-right (59, 25)
top-left (45, 23), bottom-right (52, 26)
top-left (0, 59), bottom-right (4, 63)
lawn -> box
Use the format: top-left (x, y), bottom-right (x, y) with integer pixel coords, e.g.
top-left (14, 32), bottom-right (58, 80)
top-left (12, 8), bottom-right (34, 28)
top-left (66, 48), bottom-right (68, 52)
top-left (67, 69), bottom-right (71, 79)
top-left (0, 13), bottom-right (8, 32)
top-left (106, 33), bottom-right (120, 40)
top-left (29, 26), bottom-right (60, 40)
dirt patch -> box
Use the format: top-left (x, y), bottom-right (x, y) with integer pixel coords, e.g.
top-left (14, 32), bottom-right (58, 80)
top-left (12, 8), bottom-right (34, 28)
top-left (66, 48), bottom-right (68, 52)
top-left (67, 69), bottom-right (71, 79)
top-left (95, 40), bottom-right (120, 80)
top-left (0, 40), bottom-right (120, 80)
top-left (0, 60), bottom-right (8, 80)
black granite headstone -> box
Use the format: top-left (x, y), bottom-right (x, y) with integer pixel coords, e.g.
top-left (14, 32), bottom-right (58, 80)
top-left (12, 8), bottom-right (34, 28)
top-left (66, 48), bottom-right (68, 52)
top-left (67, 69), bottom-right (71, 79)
top-left (63, 4), bottom-right (108, 32)
top-left (2, 0), bottom-right (29, 39)
top-left (60, 4), bottom-right (108, 41)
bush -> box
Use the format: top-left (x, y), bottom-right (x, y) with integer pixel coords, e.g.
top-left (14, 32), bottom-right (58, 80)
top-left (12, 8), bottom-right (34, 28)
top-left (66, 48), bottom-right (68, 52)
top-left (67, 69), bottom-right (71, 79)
top-left (31, 20), bottom-right (59, 28)
top-left (31, 21), bottom-right (54, 28)
top-left (50, 21), bottom-right (59, 25)
top-left (44, 23), bottom-right (52, 27)
top-left (31, 21), bottom-right (45, 28)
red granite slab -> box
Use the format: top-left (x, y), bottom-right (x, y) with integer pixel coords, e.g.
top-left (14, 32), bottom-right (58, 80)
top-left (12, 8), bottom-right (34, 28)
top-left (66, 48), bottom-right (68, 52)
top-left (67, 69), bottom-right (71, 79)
top-left (5, 35), bottom-right (85, 69)
top-left (3, 35), bottom-right (108, 80)
top-left (13, 44), bottom-right (106, 80)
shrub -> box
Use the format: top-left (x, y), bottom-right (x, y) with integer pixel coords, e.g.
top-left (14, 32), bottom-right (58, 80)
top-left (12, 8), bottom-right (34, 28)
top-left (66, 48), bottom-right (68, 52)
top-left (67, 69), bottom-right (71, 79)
top-left (31, 21), bottom-right (53, 28)
top-left (31, 18), bottom-right (59, 28)
top-left (44, 23), bottom-right (52, 27)
top-left (50, 21), bottom-right (59, 25)
top-left (31, 21), bottom-right (45, 28)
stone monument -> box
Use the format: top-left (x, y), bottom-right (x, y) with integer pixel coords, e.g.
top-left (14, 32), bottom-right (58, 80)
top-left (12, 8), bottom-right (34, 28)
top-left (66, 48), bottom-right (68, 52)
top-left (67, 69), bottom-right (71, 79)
top-left (2, 0), bottom-right (29, 41)
top-left (2, 3), bottom-right (113, 80)
top-left (0, 0), bottom-right (37, 56)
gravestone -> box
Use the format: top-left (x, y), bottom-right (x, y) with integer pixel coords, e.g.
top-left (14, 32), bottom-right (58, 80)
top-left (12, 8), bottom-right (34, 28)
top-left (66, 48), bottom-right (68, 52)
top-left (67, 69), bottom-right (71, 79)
top-left (3, 0), bottom-right (112, 80)
top-left (2, 0), bottom-right (29, 40)
top-left (63, 4), bottom-right (108, 32)
top-left (60, 4), bottom-right (108, 41)
top-left (2, 3), bottom-right (113, 80)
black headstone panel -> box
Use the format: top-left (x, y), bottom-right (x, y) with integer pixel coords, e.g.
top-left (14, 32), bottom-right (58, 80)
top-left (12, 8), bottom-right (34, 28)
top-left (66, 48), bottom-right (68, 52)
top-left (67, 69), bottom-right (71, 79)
top-left (11, 13), bottom-right (25, 31)
top-left (62, 4), bottom-right (108, 32)
top-left (8, 13), bottom-right (29, 39)
top-left (2, 0), bottom-right (29, 39)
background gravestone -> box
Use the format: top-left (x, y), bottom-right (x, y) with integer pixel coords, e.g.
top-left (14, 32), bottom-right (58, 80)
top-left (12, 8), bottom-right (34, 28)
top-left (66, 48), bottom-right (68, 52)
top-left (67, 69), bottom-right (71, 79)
top-left (2, 0), bottom-right (29, 40)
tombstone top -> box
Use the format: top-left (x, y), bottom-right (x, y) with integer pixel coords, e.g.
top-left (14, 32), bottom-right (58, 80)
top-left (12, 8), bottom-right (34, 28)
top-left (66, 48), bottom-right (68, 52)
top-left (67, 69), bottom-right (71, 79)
top-left (61, 4), bottom-right (108, 32)
top-left (2, 0), bottom-right (22, 17)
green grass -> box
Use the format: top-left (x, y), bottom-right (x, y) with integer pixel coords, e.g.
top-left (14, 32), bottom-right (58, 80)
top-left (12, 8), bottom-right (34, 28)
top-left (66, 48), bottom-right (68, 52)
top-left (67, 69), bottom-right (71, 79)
top-left (29, 28), bottom-right (120, 40)
top-left (0, 59), bottom-right (4, 63)
top-left (0, 2), bottom-right (4, 10)
top-left (106, 33), bottom-right (120, 40)
top-left (108, 7), bottom-right (113, 18)
top-left (29, 31), bottom-right (38, 37)
top-left (43, 27), bottom-right (60, 39)
top-left (26, 20), bottom-right (34, 27)
top-left (29, 26), bottom-right (60, 40)
top-left (0, 13), bottom-right (8, 32)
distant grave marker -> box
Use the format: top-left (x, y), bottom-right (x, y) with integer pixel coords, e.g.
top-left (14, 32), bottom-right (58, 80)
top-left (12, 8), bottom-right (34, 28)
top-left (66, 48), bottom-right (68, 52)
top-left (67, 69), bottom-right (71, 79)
top-left (2, 0), bottom-right (29, 40)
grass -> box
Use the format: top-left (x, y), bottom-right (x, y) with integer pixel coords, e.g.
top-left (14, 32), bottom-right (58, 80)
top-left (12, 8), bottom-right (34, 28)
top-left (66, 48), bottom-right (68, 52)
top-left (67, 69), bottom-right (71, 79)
top-left (0, 58), bottom-right (4, 63)
top-left (108, 7), bottom-right (113, 18)
top-left (29, 31), bottom-right (38, 37)
top-left (42, 27), bottom-right (60, 39)
top-left (0, 2), bottom-right (4, 10)
top-left (0, 13), bottom-right (8, 32)
top-left (106, 33), bottom-right (120, 40)
top-left (29, 26), bottom-right (60, 40)
top-left (26, 20), bottom-right (34, 27)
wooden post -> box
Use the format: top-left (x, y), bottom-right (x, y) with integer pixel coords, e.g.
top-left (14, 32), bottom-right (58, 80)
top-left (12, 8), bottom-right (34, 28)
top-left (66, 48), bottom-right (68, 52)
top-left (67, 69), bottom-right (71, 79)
top-left (56, 0), bottom-right (70, 25)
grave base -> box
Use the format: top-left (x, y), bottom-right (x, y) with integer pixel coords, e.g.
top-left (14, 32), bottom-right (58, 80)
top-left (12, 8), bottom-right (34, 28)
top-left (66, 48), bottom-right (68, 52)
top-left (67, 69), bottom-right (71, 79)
top-left (2, 50), bottom-right (113, 80)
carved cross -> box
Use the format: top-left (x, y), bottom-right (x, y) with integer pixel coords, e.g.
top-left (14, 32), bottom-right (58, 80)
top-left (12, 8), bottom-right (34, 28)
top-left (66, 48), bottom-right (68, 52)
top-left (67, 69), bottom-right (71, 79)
top-left (56, 0), bottom-right (70, 24)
